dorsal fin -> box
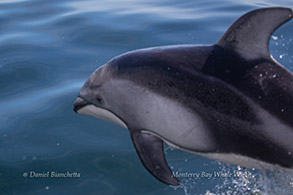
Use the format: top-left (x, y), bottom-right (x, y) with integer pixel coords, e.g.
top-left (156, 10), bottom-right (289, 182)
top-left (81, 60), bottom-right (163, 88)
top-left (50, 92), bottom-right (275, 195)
top-left (217, 7), bottom-right (292, 60)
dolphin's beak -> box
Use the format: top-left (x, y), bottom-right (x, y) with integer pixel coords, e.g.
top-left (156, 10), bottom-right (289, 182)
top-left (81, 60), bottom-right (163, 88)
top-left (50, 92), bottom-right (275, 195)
top-left (73, 97), bottom-right (89, 113)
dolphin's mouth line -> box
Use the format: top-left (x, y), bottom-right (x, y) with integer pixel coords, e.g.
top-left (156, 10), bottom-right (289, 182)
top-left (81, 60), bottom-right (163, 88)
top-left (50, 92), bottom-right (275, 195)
top-left (73, 96), bottom-right (91, 113)
top-left (73, 96), bottom-right (129, 130)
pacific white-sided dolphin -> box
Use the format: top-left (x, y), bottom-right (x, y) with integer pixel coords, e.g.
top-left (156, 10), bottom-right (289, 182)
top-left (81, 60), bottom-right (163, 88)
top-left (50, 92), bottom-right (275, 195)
top-left (74, 7), bottom-right (293, 186)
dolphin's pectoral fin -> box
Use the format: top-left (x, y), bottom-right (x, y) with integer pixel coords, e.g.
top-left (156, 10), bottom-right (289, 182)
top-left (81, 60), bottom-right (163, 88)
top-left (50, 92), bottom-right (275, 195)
top-left (130, 131), bottom-right (179, 186)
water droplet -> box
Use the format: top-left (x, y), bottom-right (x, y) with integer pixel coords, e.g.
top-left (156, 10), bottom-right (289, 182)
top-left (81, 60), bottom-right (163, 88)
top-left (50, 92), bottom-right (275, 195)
top-left (272, 74), bottom-right (277, 78)
top-left (45, 186), bottom-right (50, 190)
top-left (258, 96), bottom-right (262, 100)
top-left (280, 54), bottom-right (284, 59)
top-left (56, 143), bottom-right (60, 146)
top-left (281, 109), bottom-right (285, 112)
top-left (111, 154), bottom-right (115, 158)
top-left (288, 151), bottom-right (291, 155)
top-left (259, 74), bottom-right (263, 77)
top-left (272, 35), bottom-right (278, 40)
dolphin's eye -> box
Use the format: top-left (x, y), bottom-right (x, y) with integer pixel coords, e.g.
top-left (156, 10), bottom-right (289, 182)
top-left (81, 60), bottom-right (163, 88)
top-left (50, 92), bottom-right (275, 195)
top-left (95, 96), bottom-right (103, 104)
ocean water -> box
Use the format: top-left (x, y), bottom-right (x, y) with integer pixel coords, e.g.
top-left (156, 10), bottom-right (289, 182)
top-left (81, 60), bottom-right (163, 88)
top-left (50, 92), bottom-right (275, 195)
top-left (0, 0), bottom-right (293, 194)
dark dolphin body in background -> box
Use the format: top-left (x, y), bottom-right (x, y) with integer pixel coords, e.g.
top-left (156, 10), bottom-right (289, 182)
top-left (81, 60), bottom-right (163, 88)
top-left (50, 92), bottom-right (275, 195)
top-left (74, 7), bottom-right (293, 186)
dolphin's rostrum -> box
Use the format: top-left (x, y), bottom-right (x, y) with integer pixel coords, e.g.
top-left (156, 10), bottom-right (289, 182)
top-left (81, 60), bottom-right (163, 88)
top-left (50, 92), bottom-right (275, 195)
top-left (74, 7), bottom-right (293, 186)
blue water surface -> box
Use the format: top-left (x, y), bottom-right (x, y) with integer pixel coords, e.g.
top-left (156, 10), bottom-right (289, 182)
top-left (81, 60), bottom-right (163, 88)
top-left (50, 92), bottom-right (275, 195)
top-left (0, 0), bottom-right (292, 194)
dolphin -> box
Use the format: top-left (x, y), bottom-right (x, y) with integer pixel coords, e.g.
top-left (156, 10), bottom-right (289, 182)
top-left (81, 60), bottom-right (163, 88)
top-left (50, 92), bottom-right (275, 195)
top-left (73, 7), bottom-right (293, 186)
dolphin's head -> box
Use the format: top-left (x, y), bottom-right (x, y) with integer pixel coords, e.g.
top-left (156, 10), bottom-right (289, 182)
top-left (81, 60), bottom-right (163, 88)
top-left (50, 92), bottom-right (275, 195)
top-left (73, 62), bottom-right (128, 129)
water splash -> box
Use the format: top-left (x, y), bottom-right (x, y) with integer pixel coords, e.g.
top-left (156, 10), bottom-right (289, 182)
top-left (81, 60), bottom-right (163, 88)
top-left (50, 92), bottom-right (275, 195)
top-left (270, 33), bottom-right (293, 72)
top-left (168, 155), bottom-right (293, 195)
top-left (166, 146), bottom-right (281, 194)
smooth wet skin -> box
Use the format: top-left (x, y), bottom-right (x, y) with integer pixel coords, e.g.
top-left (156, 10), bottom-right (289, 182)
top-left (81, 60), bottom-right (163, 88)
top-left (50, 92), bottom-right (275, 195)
top-left (74, 7), bottom-right (293, 186)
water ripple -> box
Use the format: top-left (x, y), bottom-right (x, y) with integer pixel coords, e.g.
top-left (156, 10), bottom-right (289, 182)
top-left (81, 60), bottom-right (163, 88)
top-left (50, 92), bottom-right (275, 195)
top-left (0, 0), bottom-right (29, 4)
top-left (0, 80), bottom-right (83, 115)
